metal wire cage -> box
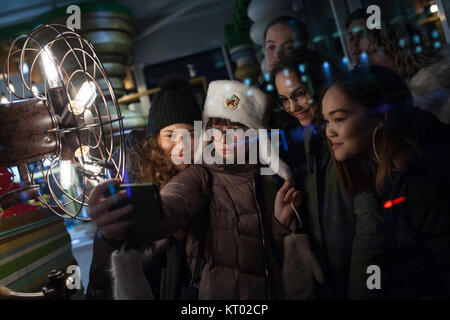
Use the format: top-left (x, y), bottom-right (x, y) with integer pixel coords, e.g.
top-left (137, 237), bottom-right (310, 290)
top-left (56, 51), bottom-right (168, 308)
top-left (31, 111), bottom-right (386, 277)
top-left (0, 23), bottom-right (125, 220)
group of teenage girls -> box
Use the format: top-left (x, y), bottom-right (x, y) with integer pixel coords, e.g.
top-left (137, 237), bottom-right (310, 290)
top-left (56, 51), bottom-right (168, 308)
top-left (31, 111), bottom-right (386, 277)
top-left (86, 10), bottom-right (450, 300)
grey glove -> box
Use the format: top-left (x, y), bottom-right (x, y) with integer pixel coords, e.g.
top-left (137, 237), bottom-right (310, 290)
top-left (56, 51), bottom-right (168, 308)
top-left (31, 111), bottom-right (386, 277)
top-left (283, 233), bottom-right (325, 300)
top-left (111, 245), bottom-right (154, 300)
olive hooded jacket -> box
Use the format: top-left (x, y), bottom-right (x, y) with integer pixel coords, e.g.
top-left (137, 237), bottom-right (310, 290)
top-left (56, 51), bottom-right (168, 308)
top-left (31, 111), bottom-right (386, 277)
top-left (348, 109), bottom-right (450, 299)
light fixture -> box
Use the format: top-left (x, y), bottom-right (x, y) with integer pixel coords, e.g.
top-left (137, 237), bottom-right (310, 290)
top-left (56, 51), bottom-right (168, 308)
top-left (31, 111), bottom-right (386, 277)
top-left (0, 24), bottom-right (125, 220)
top-left (68, 81), bottom-right (97, 115)
top-left (40, 45), bottom-right (62, 89)
top-left (22, 62), bottom-right (29, 74)
top-left (430, 4), bottom-right (438, 14)
top-left (74, 145), bottom-right (102, 176)
top-left (0, 93), bottom-right (8, 103)
top-left (59, 159), bottom-right (74, 189)
top-left (31, 85), bottom-right (39, 95)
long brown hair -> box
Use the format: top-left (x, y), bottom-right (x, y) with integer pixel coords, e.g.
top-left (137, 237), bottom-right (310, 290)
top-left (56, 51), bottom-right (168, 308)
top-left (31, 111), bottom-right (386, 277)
top-left (128, 131), bottom-right (178, 189)
top-left (323, 66), bottom-right (420, 196)
top-left (205, 117), bottom-right (248, 129)
top-left (365, 22), bottom-right (441, 79)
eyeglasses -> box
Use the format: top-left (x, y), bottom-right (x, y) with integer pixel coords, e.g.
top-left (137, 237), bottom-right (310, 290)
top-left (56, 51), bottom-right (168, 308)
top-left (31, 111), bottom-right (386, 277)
top-left (278, 89), bottom-right (307, 110)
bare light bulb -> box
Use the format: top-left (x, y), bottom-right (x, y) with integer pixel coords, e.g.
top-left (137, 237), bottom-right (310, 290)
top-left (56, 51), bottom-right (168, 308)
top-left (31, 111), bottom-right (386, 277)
top-left (69, 81), bottom-right (97, 115)
top-left (22, 62), bottom-right (29, 74)
top-left (430, 4), bottom-right (438, 13)
top-left (0, 94), bottom-right (8, 103)
top-left (41, 45), bottom-right (62, 89)
top-left (74, 145), bottom-right (102, 176)
top-left (31, 85), bottom-right (39, 96)
top-left (60, 159), bottom-right (74, 189)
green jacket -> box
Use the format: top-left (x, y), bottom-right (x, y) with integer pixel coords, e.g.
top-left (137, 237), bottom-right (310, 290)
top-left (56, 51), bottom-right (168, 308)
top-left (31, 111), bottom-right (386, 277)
top-left (300, 125), bottom-right (355, 299)
top-left (348, 110), bottom-right (450, 299)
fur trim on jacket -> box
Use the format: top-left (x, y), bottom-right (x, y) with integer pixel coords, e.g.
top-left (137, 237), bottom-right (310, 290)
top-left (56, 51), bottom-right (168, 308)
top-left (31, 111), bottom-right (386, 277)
top-left (407, 45), bottom-right (450, 124)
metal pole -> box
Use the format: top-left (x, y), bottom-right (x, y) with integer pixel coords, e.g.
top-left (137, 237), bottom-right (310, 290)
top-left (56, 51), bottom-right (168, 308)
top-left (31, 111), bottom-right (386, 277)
top-left (435, 0), bottom-right (450, 44)
top-left (220, 45), bottom-right (235, 80)
top-left (329, 0), bottom-right (352, 67)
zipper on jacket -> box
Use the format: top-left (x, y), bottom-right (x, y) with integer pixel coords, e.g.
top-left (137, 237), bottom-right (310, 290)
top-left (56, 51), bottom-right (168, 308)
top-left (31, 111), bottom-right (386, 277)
top-left (251, 175), bottom-right (272, 300)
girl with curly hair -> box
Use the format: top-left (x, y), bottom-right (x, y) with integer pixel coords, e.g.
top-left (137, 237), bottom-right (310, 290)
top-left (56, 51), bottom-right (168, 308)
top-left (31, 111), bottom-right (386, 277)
top-left (358, 22), bottom-right (450, 124)
top-left (86, 76), bottom-right (202, 299)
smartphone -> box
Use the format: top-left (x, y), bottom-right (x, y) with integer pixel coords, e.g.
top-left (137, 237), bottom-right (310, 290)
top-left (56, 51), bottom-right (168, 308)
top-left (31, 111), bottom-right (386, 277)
top-left (103, 183), bottom-right (163, 222)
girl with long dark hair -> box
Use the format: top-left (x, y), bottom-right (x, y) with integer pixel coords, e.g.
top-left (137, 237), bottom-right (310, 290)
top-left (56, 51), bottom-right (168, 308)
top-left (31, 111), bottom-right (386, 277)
top-left (271, 49), bottom-right (355, 299)
top-left (322, 65), bottom-right (450, 299)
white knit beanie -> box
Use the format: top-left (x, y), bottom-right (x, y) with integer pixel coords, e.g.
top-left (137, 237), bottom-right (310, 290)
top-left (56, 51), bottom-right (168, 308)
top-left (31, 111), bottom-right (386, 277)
top-left (198, 80), bottom-right (292, 181)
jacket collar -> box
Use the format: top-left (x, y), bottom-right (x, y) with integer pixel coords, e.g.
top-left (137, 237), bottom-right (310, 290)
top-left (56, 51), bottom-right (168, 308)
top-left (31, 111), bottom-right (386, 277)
top-left (200, 163), bottom-right (261, 176)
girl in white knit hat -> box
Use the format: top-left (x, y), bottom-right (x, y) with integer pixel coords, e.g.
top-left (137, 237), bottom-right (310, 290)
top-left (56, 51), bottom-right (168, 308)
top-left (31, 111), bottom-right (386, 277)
top-left (87, 80), bottom-right (316, 300)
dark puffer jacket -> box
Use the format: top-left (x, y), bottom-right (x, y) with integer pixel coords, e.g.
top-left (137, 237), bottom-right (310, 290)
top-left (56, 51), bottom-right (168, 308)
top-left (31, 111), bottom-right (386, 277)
top-left (128, 163), bottom-right (285, 300)
top-left (348, 109), bottom-right (450, 299)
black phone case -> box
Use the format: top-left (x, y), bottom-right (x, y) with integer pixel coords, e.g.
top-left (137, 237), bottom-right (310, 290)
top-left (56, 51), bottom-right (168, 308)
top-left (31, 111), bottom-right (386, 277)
top-left (103, 183), bottom-right (163, 222)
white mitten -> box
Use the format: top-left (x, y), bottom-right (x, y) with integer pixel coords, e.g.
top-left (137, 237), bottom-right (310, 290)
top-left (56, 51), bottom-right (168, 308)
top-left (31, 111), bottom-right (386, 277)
top-left (110, 247), bottom-right (154, 300)
top-left (283, 233), bottom-right (325, 300)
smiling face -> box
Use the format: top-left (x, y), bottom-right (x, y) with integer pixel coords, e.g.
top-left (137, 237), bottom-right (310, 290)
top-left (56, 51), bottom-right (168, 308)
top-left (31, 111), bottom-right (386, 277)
top-left (275, 70), bottom-right (317, 126)
top-left (322, 85), bottom-right (380, 161)
top-left (157, 123), bottom-right (195, 170)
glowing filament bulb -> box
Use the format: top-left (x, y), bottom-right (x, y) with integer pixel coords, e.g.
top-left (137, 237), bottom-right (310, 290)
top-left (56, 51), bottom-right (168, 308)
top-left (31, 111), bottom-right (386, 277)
top-left (69, 81), bottom-right (97, 115)
top-left (31, 85), bottom-right (39, 96)
top-left (23, 62), bottom-right (29, 74)
top-left (41, 45), bottom-right (62, 89)
top-left (75, 145), bottom-right (101, 175)
top-left (60, 160), bottom-right (74, 189)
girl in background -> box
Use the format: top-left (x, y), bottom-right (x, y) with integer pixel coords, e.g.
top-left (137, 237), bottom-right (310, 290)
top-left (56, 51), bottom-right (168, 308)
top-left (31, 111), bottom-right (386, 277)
top-left (357, 22), bottom-right (450, 124)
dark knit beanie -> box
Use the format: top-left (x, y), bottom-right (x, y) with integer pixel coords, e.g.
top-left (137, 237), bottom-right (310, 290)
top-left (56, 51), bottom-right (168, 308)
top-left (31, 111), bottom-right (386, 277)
top-left (145, 76), bottom-right (202, 139)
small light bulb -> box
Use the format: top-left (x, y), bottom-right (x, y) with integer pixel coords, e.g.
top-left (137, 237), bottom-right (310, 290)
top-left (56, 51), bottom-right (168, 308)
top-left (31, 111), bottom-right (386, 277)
top-left (75, 145), bottom-right (90, 161)
top-left (430, 4), bottom-right (438, 13)
top-left (41, 45), bottom-right (62, 89)
top-left (60, 160), bottom-right (74, 189)
top-left (31, 85), bottom-right (39, 95)
top-left (0, 94), bottom-right (8, 104)
top-left (68, 100), bottom-right (85, 115)
top-left (23, 62), bottom-right (29, 74)
top-left (8, 84), bottom-right (15, 93)
top-left (75, 145), bottom-right (102, 175)
top-left (72, 81), bottom-right (97, 112)
top-left (69, 81), bottom-right (97, 115)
